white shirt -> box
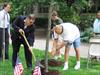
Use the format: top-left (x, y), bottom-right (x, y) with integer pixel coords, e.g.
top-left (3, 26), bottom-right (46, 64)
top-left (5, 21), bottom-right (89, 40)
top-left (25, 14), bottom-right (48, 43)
top-left (93, 18), bottom-right (100, 33)
top-left (54, 23), bottom-right (80, 42)
top-left (0, 9), bottom-right (10, 28)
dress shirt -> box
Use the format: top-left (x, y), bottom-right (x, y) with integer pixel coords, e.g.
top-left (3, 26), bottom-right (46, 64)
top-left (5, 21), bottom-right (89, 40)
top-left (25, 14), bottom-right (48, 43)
top-left (0, 9), bottom-right (10, 33)
top-left (93, 18), bottom-right (100, 33)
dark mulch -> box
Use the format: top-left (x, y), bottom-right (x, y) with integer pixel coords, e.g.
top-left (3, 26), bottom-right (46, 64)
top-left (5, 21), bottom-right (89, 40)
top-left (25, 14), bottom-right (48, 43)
top-left (41, 70), bottom-right (60, 75)
top-left (41, 66), bottom-right (60, 75)
top-left (40, 59), bottom-right (62, 75)
top-left (40, 59), bottom-right (63, 67)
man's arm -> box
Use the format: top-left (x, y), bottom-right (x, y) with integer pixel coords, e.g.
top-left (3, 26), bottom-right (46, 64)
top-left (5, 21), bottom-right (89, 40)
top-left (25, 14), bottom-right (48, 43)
top-left (50, 38), bottom-right (58, 56)
top-left (7, 14), bottom-right (10, 36)
top-left (27, 25), bottom-right (35, 47)
top-left (52, 38), bottom-right (58, 50)
top-left (12, 16), bottom-right (21, 32)
top-left (0, 11), bottom-right (4, 22)
top-left (58, 17), bottom-right (63, 24)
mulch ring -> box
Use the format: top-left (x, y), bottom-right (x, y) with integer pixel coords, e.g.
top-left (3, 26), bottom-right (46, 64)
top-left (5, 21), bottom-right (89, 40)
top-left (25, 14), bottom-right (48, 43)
top-left (40, 59), bottom-right (64, 67)
top-left (40, 59), bottom-right (63, 75)
top-left (41, 69), bottom-right (60, 75)
top-left (41, 65), bottom-right (60, 75)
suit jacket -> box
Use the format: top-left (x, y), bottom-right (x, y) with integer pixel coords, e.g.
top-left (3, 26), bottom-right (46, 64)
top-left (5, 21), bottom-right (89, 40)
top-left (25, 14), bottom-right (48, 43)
top-left (11, 16), bottom-right (35, 46)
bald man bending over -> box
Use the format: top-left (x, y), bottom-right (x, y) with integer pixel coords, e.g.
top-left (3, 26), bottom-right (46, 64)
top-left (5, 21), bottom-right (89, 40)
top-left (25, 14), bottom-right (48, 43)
top-left (51, 23), bottom-right (81, 70)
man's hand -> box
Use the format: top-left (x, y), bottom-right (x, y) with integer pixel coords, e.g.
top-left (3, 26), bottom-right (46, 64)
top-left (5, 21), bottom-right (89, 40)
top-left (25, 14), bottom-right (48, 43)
top-left (19, 29), bottom-right (25, 35)
top-left (50, 48), bottom-right (56, 57)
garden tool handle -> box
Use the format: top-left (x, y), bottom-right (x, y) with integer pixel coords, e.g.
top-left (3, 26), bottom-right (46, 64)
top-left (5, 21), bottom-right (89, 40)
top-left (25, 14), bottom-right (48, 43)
top-left (20, 33), bottom-right (36, 62)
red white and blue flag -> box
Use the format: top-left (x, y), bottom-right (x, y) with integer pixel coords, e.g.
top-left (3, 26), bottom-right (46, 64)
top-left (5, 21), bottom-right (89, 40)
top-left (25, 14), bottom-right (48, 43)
top-left (14, 58), bottom-right (24, 75)
top-left (33, 61), bottom-right (41, 75)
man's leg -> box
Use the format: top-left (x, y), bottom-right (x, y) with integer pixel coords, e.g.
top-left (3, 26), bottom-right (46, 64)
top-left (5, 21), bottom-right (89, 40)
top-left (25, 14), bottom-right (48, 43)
top-left (73, 38), bottom-right (80, 70)
top-left (5, 29), bottom-right (9, 59)
top-left (24, 44), bottom-right (32, 70)
top-left (12, 38), bottom-right (20, 67)
top-left (74, 48), bottom-right (80, 70)
top-left (0, 28), bottom-right (3, 61)
top-left (63, 41), bottom-right (72, 70)
top-left (75, 48), bottom-right (80, 61)
top-left (63, 46), bottom-right (70, 70)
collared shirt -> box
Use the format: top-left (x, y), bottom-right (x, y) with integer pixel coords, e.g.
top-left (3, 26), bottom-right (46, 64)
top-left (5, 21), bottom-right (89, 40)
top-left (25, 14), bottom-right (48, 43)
top-left (93, 18), bottom-right (100, 33)
top-left (0, 9), bottom-right (10, 32)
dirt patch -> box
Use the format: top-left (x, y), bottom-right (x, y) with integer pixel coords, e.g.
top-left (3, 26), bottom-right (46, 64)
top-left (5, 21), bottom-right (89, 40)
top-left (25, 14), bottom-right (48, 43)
top-left (41, 66), bottom-right (60, 75)
top-left (40, 59), bottom-right (62, 75)
top-left (41, 70), bottom-right (60, 75)
top-left (41, 59), bottom-right (63, 67)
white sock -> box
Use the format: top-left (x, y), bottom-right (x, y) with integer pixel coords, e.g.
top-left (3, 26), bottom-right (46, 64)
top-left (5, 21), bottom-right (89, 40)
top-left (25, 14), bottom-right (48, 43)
top-left (76, 61), bottom-right (80, 65)
top-left (64, 62), bottom-right (68, 65)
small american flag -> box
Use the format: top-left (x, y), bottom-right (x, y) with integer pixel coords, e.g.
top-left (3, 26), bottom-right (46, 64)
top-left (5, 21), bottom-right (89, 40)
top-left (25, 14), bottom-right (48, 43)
top-left (14, 58), bottom-right (24, 75)
top-left (33, 60), bottom-right (41, 75)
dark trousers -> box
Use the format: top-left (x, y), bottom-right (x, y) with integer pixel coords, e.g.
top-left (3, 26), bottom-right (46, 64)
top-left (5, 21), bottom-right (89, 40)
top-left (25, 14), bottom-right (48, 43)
top-left (0, 28), bottom-right (9, 60)
top-left (11, 36), bottom-right (32, 68)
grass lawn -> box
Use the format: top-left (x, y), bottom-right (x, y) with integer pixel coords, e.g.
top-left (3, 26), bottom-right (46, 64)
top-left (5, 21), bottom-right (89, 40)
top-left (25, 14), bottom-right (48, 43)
top-left (0, 45), bottom-right (100, 75)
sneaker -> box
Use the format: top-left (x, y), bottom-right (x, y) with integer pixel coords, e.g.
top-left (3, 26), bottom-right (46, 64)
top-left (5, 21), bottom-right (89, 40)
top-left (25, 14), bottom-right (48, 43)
top-left (63, 62), bottom-right (68, 70)
top-left (74, 64), bottom-right (80, 70)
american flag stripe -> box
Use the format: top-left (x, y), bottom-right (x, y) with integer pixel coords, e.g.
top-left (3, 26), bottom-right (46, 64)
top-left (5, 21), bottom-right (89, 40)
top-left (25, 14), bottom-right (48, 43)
top-left (33, 66), bottom-right (41, 75)
top-left (14, 63), bottom-right (23, 75)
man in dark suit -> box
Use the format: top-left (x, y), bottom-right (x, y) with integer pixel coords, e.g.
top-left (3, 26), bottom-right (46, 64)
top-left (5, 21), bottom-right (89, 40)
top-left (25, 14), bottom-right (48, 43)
top-left (11, 14), bottom-right (35, 70)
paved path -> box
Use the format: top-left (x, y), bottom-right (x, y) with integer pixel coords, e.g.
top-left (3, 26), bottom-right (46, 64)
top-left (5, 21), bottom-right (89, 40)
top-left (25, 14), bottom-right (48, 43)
top-left (34, 38), bottom-right (90, 58)
top-left (9, 37), bottom-right (90, 58)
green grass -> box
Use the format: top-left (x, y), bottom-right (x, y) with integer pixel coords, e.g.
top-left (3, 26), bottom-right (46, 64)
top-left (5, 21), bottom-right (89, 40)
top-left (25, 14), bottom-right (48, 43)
top-left (0, 45), bottom-right (100, 75)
